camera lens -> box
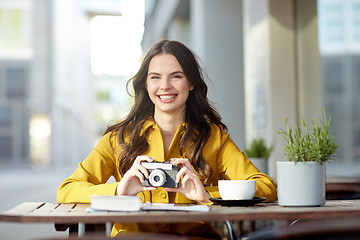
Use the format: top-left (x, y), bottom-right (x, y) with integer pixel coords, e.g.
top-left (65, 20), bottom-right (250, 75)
top-left (149, 169), bottom-right (166, 187)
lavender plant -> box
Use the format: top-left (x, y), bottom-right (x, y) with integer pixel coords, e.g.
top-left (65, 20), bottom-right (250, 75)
top-left (279, 108), bottom-right (337, 164)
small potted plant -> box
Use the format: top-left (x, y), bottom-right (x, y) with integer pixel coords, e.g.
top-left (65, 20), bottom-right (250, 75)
top-left (245, 137), bottom-right (273, 174)
top-left (277, 108), bottom-right (337, 206)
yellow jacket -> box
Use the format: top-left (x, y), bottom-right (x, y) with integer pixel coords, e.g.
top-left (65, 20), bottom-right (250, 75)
top-left (57, 120), bottom-right (277, 239)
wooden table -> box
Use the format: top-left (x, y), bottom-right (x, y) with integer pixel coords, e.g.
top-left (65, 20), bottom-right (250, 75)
top-left (326, 176), bottom-right (360, 200)
top-left (1, 200), bottom-right (360, 238)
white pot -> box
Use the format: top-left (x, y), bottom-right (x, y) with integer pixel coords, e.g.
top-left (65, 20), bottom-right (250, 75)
top-left (251, 158), bottom-right (268, 174)
top-left (276, 161), bottom-right (326, 206)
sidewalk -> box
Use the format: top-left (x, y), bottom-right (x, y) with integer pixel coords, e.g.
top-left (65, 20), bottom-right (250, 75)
top-left (0, 164), bottom-right (75, 240)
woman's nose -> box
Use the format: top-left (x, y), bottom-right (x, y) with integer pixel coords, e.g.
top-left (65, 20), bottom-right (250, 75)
top-left (159, 78), bottom-right (171, 89)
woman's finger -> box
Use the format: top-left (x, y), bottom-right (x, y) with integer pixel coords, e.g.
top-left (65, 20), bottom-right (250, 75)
top-left (171, 158), bottom-right (191, 168)
top-left (163, 186), bottom-right (179, 193)
top-left (134, 156), bottom-right (155, 179)
top-left (134, 171), bottom-right (145, 183)
top-left (181, 173), bottom-right (190, 186)
top-left (142, 186), bottom-right (157, 191)
top-left (135, 155), bottom-right (155, 163)
top-left (138, 164), bottom-right (150, 179)
top-left (176, 167), bottom-right (187, 183)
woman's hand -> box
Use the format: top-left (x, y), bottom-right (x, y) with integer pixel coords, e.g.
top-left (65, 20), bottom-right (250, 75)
top-left (163, 158), bottom-right (211, 204)
top-left (116, 156), bottom-right (157, 196)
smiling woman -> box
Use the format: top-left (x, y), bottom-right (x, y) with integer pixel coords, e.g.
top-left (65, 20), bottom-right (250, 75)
top-left (57, 39), bottom-right (277, 240)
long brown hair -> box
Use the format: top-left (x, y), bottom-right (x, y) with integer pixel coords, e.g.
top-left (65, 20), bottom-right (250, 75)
top-left (105, 39), bottom-right (227, 185)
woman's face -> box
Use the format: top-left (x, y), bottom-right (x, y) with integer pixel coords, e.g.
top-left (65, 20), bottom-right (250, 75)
top-left (146, 53), bottom-right (193, 118)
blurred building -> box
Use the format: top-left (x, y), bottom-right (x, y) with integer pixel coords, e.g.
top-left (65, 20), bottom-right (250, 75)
top-left (318, 0), bottom-right (360, 171)
top-left (1, 0), bottom-right (359, 177)
top-left (142, 0), bottom-right (360, 177)
top-left (0, 0), bottom-right (32, 165)
top-left (0, 0), bottom-right (136, 168)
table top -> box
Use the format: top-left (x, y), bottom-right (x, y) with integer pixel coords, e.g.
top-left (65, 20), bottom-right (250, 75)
top-left (1, 200), bottom-right (360, 224)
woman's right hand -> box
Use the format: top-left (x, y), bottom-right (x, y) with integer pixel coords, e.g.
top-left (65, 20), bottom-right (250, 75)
top-left (116, 156), bottom-right (157, 196)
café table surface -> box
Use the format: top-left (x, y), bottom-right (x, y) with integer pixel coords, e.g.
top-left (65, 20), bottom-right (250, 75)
top-left (1, 199), bottom-right (360, 224)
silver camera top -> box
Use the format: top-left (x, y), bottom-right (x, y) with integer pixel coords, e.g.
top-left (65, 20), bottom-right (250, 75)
top-left (141, 161), bottom-right (174, 170)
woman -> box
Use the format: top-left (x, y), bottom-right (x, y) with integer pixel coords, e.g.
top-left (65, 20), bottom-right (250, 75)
top-left (57, 39), bottom-right (277, 239)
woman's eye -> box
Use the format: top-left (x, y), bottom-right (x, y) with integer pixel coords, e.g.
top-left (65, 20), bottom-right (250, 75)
top-left (150, 76), bottom-right (160, 80)
top-left (173, 75), bottom-right (182, 79)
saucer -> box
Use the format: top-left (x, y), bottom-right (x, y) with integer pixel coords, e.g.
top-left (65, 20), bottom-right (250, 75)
top-left (209, 197), bottom-right (266, 206)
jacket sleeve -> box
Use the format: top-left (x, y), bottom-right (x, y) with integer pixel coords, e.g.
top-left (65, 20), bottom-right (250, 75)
top-left (205, 128), bottom-right (277, 202)
top-left (57, 132), bottom-right (120, 203)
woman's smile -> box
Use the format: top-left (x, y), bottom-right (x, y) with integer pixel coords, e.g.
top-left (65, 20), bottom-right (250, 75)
top-left (158, 94), bottom-right (177, 102)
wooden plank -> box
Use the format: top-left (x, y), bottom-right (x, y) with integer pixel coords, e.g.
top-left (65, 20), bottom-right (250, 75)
top-left (30, 203), bottom-right (59, 215)
top-left (53, 203), bottom-right (76, 212)
top-left (71, 204), bottom-right (90, 213)
top-left (47, 203), bottom-right (76, 216)
top-left (2, 202), bottom-right (45, 215)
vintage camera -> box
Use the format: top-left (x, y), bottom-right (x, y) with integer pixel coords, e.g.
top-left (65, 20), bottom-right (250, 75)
top-left (141, 162), bottom-right (179, 188)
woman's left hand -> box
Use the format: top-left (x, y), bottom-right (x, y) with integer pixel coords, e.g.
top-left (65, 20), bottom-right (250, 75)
top-left (163, 158), bottom-right (211, 204)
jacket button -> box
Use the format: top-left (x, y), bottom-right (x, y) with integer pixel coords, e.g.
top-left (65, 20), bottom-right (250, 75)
top-left (159, 191), bottom-right (167, 199)
top-left (156, 192), bottom-right (167, 199)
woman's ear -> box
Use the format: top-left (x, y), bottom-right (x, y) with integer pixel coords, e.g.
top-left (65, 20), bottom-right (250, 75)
top-left (190, 85), bottom-right (194, 91)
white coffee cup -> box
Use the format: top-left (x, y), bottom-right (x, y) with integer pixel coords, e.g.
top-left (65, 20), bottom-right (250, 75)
top-left (218, 180), bottom-right (256, 200)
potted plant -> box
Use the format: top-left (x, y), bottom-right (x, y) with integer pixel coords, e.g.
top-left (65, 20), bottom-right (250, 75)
top-left (277, 108), bottom-right (337, 206)
top-left (245, 137), bottom-right (273, 174)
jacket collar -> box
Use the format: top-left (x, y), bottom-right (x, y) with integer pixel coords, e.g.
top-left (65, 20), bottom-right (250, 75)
top-left (141, 118), bottom-right (186, 135)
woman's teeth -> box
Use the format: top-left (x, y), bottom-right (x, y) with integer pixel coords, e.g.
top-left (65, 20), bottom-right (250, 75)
top-left (159, 95), bottom-right (176, 100)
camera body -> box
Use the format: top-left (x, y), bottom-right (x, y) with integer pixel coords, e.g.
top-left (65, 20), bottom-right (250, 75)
top-left (141, 162), bottom-right (179, 188)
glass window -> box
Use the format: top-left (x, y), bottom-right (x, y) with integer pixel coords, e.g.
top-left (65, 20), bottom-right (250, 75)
top-left (323, 57), bottom-right (343, 93)
top-left (6, 67), bottom-right (26, 99)
top-left (0, 1), bottom-right (32, 51)
top-left (0, 106), bottom-right (12, 127)
top-left (318, 0), bottom-right (360, 174)
top-left (0, 135), bottom-right (12, 158)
